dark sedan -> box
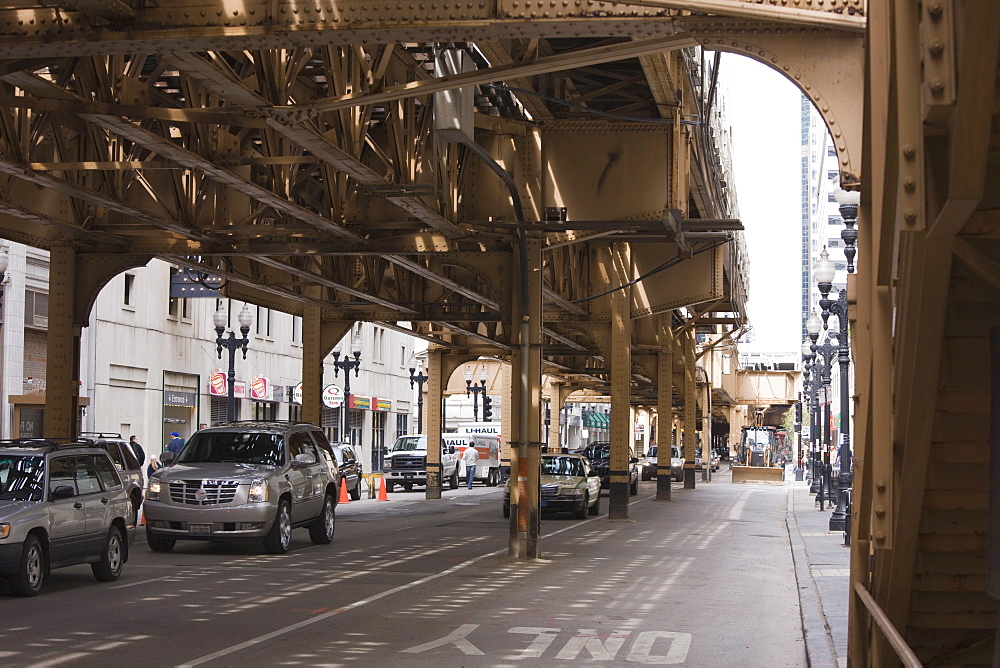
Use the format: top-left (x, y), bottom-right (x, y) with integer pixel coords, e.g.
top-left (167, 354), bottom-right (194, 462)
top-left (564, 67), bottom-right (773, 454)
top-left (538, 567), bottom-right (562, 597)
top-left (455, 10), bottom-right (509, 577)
top-left (579, 442), bottom-right (639, 495)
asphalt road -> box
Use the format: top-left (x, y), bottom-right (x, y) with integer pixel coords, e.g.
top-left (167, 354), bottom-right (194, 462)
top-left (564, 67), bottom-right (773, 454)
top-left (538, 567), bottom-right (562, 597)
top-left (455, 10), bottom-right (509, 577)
top-left (0, 469), bottom-right (807, 667)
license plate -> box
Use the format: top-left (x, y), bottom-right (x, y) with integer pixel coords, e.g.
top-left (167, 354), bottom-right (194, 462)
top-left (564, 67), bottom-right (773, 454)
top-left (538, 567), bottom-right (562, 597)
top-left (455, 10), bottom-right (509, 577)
top-left (189, 523), bottom-right (212, 535)
top-left (403, 473), bottom-right (414, 477)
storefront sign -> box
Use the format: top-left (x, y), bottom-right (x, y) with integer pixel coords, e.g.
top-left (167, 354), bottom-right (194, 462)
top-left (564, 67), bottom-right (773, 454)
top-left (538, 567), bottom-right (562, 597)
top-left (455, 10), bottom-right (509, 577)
top-left (234, 381), bottom-right (247, 398)
top-left (163, 390), bottom-right (197, 407)
top-left (374, 398), bottom-right (392, 411)
top-left (250, 375), bottom-right (270, 400)
top-left (322, 384), bottom-right (344, 408)
top-left (209, 370), bottom-right (227, 396)
top-left (350, 395), bottom-right (371, 410)
top-left (290, 382), bottom-right (303, 405)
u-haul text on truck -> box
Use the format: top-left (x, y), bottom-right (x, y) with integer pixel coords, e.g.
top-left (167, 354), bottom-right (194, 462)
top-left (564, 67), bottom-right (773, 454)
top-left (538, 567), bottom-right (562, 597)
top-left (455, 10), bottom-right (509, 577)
top-left (446, 433), bottom-right (502, 486)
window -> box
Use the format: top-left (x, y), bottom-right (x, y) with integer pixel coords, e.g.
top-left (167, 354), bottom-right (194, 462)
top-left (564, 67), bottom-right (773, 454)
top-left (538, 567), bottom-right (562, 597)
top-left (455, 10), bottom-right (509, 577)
top-left (288, 404), bottom-right (302, 423)
top-left (24, 290), bottom-right (48, 330)
top-left (288, 432), bottom-right (317, 459)
top-left (292, 316), bottom-right (302, 344)
top-left (124, 274), bottom-right (135, 307)
top-left (397, 412), bottom-right (409, 436)
top-left (210, 396), bottom-right (236, 425)
top-left (94, 456), bottom-right (123, 490)
top-left (828, 216), bottom-right (843, 226)
top-left (252, 401), bottom-right (277, 421)
top-left (256, 306), bottom-right (273, 337)
top-left (167, 268), bottom-right (189, 319)
top-left (828, 192), bottom-right (836, 202)
top-left (401, 346), bottom-right (408, 367)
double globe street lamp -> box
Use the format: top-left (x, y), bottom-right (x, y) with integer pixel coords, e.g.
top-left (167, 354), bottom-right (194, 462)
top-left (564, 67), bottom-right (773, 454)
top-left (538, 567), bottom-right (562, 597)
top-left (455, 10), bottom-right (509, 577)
top-left (465, 366), bottom-right (488, 421)
top-left (408, 356), bottom-right (428, 434)
top-left (332, 334), bottom-right (363, 445)
top-left (214, 304), bottom-right (253, 423)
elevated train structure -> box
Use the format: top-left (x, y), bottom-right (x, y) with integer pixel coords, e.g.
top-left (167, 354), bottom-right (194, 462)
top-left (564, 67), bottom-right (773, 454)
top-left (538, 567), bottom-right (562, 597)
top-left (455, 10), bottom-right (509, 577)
top-left (0, 0), bottom-right (996, 664)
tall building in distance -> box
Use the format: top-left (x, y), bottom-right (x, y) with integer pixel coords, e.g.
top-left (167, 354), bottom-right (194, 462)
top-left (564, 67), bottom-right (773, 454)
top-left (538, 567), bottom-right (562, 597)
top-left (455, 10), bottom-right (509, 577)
top-left (800, 94), bottom-right (848, 337)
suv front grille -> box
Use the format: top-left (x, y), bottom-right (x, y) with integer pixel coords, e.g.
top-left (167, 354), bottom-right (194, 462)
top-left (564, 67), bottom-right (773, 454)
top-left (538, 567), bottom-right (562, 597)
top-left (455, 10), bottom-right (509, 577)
top-left (169, 480), bottom-right (239, 505)
top-left (391, 455), bottom-right (426, 471)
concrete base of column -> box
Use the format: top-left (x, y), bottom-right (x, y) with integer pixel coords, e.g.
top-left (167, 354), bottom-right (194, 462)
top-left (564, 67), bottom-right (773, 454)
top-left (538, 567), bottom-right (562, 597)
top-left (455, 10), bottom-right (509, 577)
top-left (684, 468), bottom-right (697, 489)
top-left (425, 472), bottom-right (441, 500)
top-left (608, 481), bottom-right (629, 519)
top-left (656, 473), bottom-right (672, 500)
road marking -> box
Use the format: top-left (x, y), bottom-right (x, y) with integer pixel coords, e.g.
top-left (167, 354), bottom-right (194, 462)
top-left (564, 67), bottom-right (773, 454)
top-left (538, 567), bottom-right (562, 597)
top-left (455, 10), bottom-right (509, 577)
top-left (177, 500), bottom-right (641, 667)
top-left (401, 624), bottom-right (484, 656)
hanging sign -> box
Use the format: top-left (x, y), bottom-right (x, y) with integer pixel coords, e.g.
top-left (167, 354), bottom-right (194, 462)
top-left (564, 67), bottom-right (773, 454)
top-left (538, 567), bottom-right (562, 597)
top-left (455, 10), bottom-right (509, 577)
top-left (209, 370), bottom-right (227, 396)
top-left (250, 375), bottom-right (270, 400)
top-left (322, 384), bottom-right (344, 408)
top-left (291, 382), bottom-right (303, 405)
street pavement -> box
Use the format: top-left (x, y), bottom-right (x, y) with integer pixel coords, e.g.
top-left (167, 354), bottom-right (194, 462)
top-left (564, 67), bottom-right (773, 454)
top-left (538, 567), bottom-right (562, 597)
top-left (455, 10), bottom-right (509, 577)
top-left (0, 464), bottom-right (852, 666)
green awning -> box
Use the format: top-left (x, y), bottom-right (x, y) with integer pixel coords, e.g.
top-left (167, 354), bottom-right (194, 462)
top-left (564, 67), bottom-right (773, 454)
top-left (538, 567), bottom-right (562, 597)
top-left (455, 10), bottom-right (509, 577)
top-left (583, 412), bottom-right (610, 429)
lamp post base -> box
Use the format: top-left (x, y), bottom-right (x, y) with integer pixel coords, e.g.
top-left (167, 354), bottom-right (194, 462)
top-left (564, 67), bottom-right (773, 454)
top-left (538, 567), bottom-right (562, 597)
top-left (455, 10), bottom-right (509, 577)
top-left (828, 471), bottom-right (852, 531)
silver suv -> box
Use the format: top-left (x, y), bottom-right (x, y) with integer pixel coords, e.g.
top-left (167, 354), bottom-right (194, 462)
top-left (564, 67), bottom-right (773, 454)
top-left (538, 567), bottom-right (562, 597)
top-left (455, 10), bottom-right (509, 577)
top-left (80, 432), bottom-right (145, 524)
top-left (0, 439), bottom-right (136, 596)
top-left (145, 421), bottom-right (339, 554)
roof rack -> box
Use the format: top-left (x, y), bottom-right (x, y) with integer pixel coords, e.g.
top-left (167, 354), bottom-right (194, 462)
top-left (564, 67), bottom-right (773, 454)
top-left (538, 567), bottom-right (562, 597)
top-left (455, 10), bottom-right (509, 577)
top-left (0, 437), bottom-right (101, 453)
top-left (79, 431), bottom-right (124, 439)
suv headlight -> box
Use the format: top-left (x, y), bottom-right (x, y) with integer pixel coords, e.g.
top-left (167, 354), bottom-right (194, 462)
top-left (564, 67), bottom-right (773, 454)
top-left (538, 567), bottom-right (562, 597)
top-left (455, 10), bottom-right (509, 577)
top-left (147, 480), bottom-right (161, 501)
top-left (248, 478), bottom-right (269, 503)
top-left (558, 486), bottom-right (582, 496)
top-left (0, 523), bottom-right (9, 539)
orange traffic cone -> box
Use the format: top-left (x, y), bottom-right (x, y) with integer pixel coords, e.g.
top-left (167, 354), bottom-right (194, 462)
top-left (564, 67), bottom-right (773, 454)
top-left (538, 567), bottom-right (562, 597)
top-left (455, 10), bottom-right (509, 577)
top-left (139, 510), bottom-right (145, 526)
top-left (339, 481), bottom-right (351, 504)
top-left (377, 475), bottom-right (389, 501)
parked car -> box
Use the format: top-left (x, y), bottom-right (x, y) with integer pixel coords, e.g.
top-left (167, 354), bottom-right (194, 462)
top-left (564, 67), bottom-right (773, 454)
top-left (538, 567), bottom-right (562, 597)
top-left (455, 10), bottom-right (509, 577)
top-left (640, 445), bottom-right (658, 481)
top-left (503, 453), bottom-right (601, 519)
top-left (331, 443), bottom-right (363, 500)
top-left (80, 432), bottom-right (144, 523)
top-left (710, 449), bottom-right (721, 472)
top-left (670, 446), bottom-right (684, 481)
top-left (580, 442), bottom-right (639, 495)
top-left (145, 421), bottom-right (339, 554)
top-left (0, 438), bottom-right (136, 596)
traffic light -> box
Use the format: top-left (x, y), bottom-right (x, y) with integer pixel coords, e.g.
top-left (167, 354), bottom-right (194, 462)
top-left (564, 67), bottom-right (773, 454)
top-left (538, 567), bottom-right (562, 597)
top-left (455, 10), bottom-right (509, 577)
top-left (482, 395), bottom-right (493, 421)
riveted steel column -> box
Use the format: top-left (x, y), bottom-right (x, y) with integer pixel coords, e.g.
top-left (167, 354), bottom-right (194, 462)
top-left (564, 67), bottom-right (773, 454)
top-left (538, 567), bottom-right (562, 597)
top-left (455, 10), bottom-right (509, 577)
top-left (683, 328), bottom-right (697, 489)
top-left (425, 348), bottom-right (444, 499)
top-left (46, 246), bottom-right (80, 439)
top-left (301, 300), bottom-right (324, 427)
top-left (657, 318), bottom-right (674, 500)
top-left (609, 243), bottom-right (632, 519)
top-left (509, 238), bottom-right (543, 558)
top-left (702, 348), bottom-right (712, 482)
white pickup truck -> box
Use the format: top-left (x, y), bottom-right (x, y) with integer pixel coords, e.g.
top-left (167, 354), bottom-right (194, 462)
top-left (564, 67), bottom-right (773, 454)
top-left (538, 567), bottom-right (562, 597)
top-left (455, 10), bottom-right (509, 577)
top-left (383, 435), bottom-right (461, 492)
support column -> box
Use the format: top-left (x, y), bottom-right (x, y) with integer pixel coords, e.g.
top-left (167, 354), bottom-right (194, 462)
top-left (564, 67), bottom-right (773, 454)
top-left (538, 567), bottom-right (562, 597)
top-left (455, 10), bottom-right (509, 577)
top-left (702, 347), bottom-right (712, 482)
top-left (46, 246), bottom-right (81, 439)
top-left (657, 318), bottom-right (674, 500)
top-left (546, 381), bottom-right (570, 453)
top-left (683, 328), bottom-right (697, 489)
top-left (425, 348), bottom-right (444, 499)
top-left (509, 237), bottom-right (543, 559)
top-left (301, 301), bottom-right (324, 427)
top-left (608, 243), bottom-right (632, 519)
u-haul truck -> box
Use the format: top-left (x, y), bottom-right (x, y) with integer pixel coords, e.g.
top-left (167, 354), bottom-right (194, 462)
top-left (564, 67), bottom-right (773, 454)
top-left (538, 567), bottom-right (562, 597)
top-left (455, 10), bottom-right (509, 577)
top-left (447, 433), bottom-right (502, 486)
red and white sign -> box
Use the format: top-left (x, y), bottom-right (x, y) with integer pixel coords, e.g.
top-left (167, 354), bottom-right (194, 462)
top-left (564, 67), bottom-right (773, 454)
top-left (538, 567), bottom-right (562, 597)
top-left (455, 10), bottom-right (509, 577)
top-left (250, 375), bottom-right (270, 400)
top-left (322, 384), bottom-right (344, 408)
top-left (209, 370), bottom-right (227, 396)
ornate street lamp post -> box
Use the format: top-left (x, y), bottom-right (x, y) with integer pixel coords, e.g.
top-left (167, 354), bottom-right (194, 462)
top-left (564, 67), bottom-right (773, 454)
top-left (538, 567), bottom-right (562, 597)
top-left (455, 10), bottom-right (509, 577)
top-left (816, 245), bottom-right (854, 531)
top-left (810, 329), bottom-right (839, 510)
top-left (800, 338), bottom-right (815, 482)
top-left (408, 356), bottom-right (428, 434)
top-left (214, 304), bottom-right (253, 423)
top-left (806, 310), bottom-right (823, 494)
top-left (332, 334), bottom-right (363, 445)
top-left (465, 365), bottom-right (488, 421)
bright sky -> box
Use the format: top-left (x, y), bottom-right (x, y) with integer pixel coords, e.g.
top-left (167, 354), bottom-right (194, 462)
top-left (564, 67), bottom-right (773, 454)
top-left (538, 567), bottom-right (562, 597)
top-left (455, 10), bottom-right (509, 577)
top-left (721, 53), bottom-right (803, 354)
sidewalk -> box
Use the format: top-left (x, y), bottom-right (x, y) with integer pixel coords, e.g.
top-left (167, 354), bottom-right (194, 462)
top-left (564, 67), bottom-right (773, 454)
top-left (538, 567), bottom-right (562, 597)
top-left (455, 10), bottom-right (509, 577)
top-left (788, 471), bottom-right (851, 668)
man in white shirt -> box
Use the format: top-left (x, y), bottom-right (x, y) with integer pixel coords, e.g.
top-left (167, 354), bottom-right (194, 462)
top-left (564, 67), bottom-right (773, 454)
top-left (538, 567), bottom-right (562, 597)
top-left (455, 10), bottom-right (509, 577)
top-left (462, 445), bottom-right (479, 490)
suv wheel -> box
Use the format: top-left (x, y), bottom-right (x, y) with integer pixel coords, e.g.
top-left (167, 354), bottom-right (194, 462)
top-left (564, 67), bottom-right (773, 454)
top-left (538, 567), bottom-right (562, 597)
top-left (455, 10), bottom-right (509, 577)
top-left (574, 494), bottom-right (588, 519)
top-left (9, 534), bottom-right (44, 596)
top-left (263, 499), bottom-right (292, 554)
top-left (92, 526), bottom-right (124, 582)
top-left (146, 527), bottom-right (175, 552)
top-left (630, 476), bottom-right (639, 496)
top-left (349, 480), bottom-right (362, 501)
top-left (308, 494), bottom-right (336, 545)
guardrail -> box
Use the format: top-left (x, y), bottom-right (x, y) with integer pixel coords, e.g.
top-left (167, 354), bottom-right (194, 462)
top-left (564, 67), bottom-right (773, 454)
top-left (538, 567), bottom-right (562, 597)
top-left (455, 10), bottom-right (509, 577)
top-left (853, 582), bottom-right (922, 667)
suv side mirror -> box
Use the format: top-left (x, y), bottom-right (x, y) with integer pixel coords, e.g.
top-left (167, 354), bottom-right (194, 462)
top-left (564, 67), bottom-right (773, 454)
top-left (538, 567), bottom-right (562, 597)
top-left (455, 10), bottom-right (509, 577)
top-left (293, 453), bottom-right (317, 466)
top-left (630, 457), bottom-right (639, 464)
top-left (160, 451), bottom-right (175, 465)
top-left (51, 485), bottom-right (75, 499)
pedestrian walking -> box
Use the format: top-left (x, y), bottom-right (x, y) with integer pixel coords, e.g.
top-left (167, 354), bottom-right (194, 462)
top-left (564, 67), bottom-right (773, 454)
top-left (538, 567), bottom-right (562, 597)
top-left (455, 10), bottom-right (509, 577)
top-left (129, 435), bottom-right (145, 466)
top-left (147, 454), bottom-right (164, 478)
top-left (166, 431), bottom-right (185, 457)
top-left (463, 444), bottom-right (479, 489)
